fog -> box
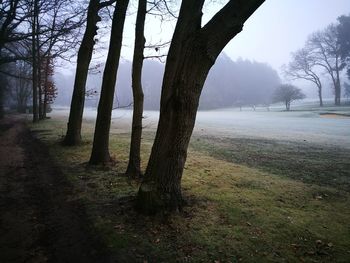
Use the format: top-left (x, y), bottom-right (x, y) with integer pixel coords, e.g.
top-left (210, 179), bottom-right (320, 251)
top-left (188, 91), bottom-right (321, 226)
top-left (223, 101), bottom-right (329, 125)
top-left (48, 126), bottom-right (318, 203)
top-left (55, 53), bottom-right (281, 110)
top-left (52, 100), bottom-right (350, 150)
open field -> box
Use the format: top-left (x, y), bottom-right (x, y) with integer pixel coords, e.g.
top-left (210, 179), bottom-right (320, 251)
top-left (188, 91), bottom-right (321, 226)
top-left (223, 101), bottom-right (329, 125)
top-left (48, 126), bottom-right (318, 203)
top-left (23, 105), bottom-right (350, 262)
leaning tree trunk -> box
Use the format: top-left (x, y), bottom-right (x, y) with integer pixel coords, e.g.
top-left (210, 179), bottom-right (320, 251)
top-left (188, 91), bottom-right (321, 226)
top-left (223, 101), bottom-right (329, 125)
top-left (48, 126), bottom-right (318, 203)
top-left (63, 0), bottom-right (102, 145)
top-left (89, 0), bottom-right (129, 165)
top-left (125, 0), bottom-right (146, 177)
top-left (136, 0), bottom-right (265, 214)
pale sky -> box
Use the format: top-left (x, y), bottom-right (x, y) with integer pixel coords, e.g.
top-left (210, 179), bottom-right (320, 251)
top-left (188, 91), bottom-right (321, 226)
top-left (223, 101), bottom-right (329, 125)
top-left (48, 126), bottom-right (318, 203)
top-left (80, 0), bottom-right (350, 80)
top-left (225, 0), bottom-right (350, 72)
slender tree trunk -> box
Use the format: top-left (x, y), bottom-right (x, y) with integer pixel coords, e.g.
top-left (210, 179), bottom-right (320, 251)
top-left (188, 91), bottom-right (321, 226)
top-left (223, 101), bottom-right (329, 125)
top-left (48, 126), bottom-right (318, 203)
top-left (318, 85), bottom-right (323, 107)
top-left (335, 73), bottom-right (341, 105)
top-left (43, 56), bottom-right (50, 118)
top-left (125, 0), bottom-right (146, 177)
top-left (89, 0), bottom-right (129, 165)
top-left (31, 0), bottom-right (39, 123)
top-left (136, 0), bottom-right (264, 214)
top-left (63, 0), bottom-right (102, 146)
top-left (0, 84), bottom-right (4, 119)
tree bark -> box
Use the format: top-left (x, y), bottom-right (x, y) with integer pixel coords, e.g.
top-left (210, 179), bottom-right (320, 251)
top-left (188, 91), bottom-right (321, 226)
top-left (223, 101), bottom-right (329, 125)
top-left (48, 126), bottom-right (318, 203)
top-left (125, 0), bottom-right (146, 177)
top-left (335, 70), bottom-right (341, 105)
top-left (31, 0), bottom-right (39, 123)
top-left (318, 85), bottom-right (323, 107)
top-left (0, 84), bottom-right (4, 119)
top-left (63, 0), bottom-right (102, 146)
top-left (89, 0), bottom-right (129, 165)
top-left (136, 0), bottom-right (265, 214)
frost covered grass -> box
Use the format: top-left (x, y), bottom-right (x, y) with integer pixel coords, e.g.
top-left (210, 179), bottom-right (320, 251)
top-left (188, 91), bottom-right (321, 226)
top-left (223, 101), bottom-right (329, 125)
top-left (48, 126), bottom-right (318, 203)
top-left (29, 115), bottom-right (350, 262)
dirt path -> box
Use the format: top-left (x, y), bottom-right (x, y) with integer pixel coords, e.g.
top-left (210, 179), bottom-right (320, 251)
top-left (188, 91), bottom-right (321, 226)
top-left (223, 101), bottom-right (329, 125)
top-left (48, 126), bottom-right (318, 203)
top-left (0, 116), bottom-right (111, 263)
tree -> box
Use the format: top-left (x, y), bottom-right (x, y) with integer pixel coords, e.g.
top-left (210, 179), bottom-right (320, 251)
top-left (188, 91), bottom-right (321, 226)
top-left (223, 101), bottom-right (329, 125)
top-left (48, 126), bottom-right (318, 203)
top-left (63, 0), bottom-right (116, 146)
top-left (125, 0), bottom-right (146, 177)
top-left (308, 25), bottom-right (344, 105)
top-left (41, 55), bottom-right (57, 117)
top-left (344, 82), bottom-right (350, 100)
top-left (272, 84), bottom-right (305, 111)
top-left (89, 0), bottom-right (129, 165)
top-left (135, 0), bottom-right (265, 214)
top-left (284, 48), bottom-right (323, 106)
top-left (31, 0), bottom-right (40, 122)
top-left (337, 14), bottom-right (350, 81)
top-left (11, 60), bottom-right (32, 112)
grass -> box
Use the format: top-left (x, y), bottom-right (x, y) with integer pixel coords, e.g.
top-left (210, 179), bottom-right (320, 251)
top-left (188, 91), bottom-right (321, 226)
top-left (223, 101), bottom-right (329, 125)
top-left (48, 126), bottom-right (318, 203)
top-left (29, 117), bottom-right (350, 262)
top-left (191, 136), bottom-right (350, 192)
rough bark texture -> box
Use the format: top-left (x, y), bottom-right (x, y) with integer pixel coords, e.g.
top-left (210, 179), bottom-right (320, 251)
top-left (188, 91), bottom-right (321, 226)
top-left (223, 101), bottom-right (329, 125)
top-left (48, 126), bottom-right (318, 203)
top-left (89, 0), bottom-right (129, 165)
top-left (125, 0), bottom-right (146, 178)
top-left (136, 0), bottom-right (265, 214)
top-left (63, 0), bottom-right (101, 146)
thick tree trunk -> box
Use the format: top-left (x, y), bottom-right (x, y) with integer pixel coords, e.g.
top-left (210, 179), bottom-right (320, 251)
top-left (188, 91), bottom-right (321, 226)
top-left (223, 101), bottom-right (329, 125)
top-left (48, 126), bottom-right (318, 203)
top-left (125, 0), bottom-right (146, 177)
top-left (63, 0), bottom-right (101, 146)
top-left (89, 0), bottom-right (129, 165)
top-left (136, 0), bottom-right (265, 214)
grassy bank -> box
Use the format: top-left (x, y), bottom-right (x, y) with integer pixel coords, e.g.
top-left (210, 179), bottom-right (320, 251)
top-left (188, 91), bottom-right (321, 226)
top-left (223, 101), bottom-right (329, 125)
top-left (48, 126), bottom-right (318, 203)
top-left (30, 118), bottom-right (350, 262)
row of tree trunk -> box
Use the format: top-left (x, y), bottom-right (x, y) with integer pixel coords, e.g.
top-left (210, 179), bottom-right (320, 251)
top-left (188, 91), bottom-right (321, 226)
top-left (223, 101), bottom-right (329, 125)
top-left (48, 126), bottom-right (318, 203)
top-left (63, 0), bottom-right (265, 214)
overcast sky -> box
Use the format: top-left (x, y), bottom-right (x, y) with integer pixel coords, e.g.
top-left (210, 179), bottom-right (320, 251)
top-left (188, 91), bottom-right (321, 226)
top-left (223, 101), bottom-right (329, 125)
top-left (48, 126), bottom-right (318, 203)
top-left (81, 0), bottom-right (350, 84)
top-left (223, 0), bottom-right (350, 72)
top-left (113, 0), bottom-right (350, 74)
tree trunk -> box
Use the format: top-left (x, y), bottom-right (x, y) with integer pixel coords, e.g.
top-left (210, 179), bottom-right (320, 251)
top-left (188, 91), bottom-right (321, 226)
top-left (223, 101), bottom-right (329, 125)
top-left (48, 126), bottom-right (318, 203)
top-left (89, 0), bottom-right (129, 165)
top-left (63, 0), bottom-right (102, 146)
top-left (136, 0), bottom-right (264, 214)
top-left (0, 84), bottom-right (4, 119)
top-left (31, 0), bottom-right (39, 123)
top-left (318, 85), bottom-right (323, 107)
top-left (43, 56), bottom-right (50, 119)
top-left (125, 0), bottom-right (146, 177)
top-left (335, 77), bottom-right (341, 106)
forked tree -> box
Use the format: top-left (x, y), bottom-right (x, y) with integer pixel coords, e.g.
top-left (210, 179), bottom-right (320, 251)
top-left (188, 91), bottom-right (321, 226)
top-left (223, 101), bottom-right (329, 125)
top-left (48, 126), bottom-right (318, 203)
top-left (284, 48), bottom-right (323, 106)
top-left (136, 0), bottom-right (265, 214)
top-left (89, 0), bottom-right (129, 164)
top-left (308, 25), bottom-right (344, 106)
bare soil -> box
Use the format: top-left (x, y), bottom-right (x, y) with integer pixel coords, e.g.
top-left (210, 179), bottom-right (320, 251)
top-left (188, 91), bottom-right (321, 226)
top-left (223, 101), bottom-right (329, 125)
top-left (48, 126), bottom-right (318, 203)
top-left (0, 116), bottom-right (111, 263)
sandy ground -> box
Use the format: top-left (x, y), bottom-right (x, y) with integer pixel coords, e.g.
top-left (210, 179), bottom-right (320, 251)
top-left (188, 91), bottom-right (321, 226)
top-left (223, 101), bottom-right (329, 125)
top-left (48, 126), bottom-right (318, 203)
top-left (0, 116), bottom-right (111, 263)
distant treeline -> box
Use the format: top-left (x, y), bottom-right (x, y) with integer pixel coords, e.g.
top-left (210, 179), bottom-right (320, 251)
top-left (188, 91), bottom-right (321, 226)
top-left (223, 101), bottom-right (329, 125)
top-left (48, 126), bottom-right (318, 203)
top-left (55, 53), bottom-right (281, 110)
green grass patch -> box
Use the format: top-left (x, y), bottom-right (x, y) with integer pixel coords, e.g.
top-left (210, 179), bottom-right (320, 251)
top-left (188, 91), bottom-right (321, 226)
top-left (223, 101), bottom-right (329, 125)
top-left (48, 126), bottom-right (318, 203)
top-left (29, 118), bottom-right (350, 262)
top-left (191, 136), bottom-right (350, 192)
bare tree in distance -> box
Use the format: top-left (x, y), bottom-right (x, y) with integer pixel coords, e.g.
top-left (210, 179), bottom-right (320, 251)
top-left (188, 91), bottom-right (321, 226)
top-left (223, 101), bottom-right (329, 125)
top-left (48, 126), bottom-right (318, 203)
top-left (272, 84), bottom-right (305, 111)
top-left (337, 14), bottom-right (350, 81)
top-left (307, 25), bottom-right (345, 106)
top-left (136, 0), bottom-right (265, 214)
top-left (284, 48), bottom-right (323, 106)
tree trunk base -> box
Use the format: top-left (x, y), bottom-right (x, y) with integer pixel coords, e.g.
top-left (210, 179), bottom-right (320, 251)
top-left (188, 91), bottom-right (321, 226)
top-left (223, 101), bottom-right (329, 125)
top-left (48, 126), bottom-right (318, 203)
top-left (125, 163), bottom-right (142, 178)
top-left (62, 134), bottom-right (82, 146)
top-left (135, 182), bottom-right (183, 215)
